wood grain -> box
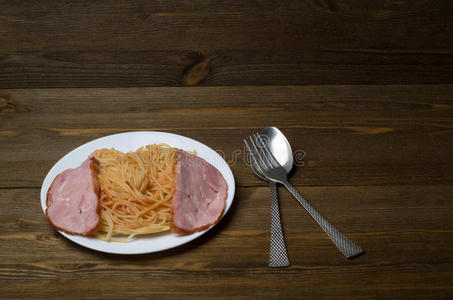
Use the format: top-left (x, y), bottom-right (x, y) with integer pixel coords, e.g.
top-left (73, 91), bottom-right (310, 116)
top-left (2, 0), bottom-right (453, 298)
top-left (1, 86), bottom-right (452, 188)
top-left (2, 0), bottom-right (447, 14)
top-left (2, 6), bottom-right (452, 52)
top-left (1, 185), bottom-right (452, 298)
top-left (2, 50), bottom-right (453, 88)
top-left (1, 1), bottom-right (453, 88)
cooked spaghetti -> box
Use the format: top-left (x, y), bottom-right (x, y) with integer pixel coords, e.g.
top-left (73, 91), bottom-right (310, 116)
top-left (91, 144), bottom-right (176, 242)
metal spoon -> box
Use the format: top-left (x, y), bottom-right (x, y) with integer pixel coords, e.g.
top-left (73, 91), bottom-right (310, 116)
top-left (250, 126), bottom-right (292, 267)
top-left (250, 129), bottom-right (364, 259)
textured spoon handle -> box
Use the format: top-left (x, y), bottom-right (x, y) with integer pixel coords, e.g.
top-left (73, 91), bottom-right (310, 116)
top-left (282, 181), bottom-right (363, 258)
top-left (269, 181), bottom-right (290, 267)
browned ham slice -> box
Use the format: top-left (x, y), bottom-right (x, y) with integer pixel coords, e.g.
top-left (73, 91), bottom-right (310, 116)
top-left (171, 150), bottom-right (228, 235)
top-left (46, 157), bottom-right (100, 235)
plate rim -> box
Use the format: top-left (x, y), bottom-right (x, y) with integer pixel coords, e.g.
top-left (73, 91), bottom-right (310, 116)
top-left (40, 131), bottom-right (235, 254)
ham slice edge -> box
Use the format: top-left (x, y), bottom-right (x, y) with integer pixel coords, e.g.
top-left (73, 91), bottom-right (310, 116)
top-left (170, 150), bottom-right (228, 235)
top-left (46, 157), bottom-right (101, 236)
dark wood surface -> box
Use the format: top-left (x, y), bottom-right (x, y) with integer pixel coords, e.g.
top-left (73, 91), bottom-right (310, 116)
top-left (1, 1), bottom-right (453, 299)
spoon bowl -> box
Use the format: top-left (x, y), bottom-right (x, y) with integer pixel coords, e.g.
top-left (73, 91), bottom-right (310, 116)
top-left (252, 126), bottom-right (293, 177)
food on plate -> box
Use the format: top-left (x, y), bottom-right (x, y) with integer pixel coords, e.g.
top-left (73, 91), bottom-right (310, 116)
top-left (171, 150), bottom-right (227, 234)
top-left (46, 157), bottom-right (101, 235)
top-left (92, 144), bottom-right (175, 241)
top-left (45, 144), bottom-right (228, 241)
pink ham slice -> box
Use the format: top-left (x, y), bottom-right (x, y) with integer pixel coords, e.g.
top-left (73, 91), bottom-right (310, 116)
top-left (171, 150), bottom-right (228, 235)
top-left (46, 157), bottom-right (101, 235)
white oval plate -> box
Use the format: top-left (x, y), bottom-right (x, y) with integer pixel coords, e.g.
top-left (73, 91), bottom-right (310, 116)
top-left (40, 131), bottom-right (235, 254)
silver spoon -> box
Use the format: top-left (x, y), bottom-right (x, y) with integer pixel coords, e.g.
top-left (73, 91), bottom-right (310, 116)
top-left (250, 129), bottom-right (364, 259)
top-left (250, 126), bottom-right (292, 267)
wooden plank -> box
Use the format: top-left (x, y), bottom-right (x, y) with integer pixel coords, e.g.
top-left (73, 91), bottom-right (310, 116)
top-left (1, 50), bottom-right (453, 88)
top-left (1, 185), bottom-right (452, 298)
top-left (1, 264), bottom-right (452, 299)
top-left (1, 3), bottom-right (453, 88)
top-left (3, 85), bottom-right (453, 113)
top-left (1, 0), bottom-right (445, 14)
top-left (1, 85), bottom-right (452, 187)
top-left (2, 7), bottom-right (452, 52)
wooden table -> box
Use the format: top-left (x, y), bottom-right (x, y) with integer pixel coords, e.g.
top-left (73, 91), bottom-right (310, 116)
top-left (1, 1), bottom-right (453, 299)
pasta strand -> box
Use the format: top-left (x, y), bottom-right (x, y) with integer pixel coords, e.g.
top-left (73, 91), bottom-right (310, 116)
top-left (91, 144), bottom-right (175, 242)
